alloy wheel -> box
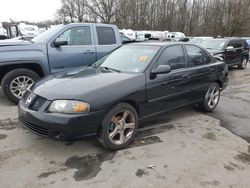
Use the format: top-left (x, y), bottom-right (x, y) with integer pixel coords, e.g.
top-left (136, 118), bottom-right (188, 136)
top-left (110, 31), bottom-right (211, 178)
top-left (10, 76), bottom-right (34, 99)
top-left (206, 85), bottom-right (220, 109)
top-left (108, 110), bottom-right (136, 145)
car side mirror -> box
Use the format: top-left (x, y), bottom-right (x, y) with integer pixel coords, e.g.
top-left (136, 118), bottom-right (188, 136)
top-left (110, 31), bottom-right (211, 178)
top-left (54, 37), bottom-right (68, 47)
top-left (226, 46), bottom-right (234, 50)
top-left (151, 65), bottom-right (171, 75)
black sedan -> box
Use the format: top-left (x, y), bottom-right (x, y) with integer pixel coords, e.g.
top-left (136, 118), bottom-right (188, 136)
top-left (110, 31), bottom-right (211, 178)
top-left (18, 43), bottom-right (228, 150)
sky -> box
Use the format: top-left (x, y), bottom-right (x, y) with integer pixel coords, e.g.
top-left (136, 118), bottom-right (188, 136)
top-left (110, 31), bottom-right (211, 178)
top-left (0, 0), bottom-right (62, 22)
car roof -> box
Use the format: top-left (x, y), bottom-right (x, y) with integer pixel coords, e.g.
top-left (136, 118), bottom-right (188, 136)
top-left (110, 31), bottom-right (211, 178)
top-left (127, 41), bottom-right (185, 47)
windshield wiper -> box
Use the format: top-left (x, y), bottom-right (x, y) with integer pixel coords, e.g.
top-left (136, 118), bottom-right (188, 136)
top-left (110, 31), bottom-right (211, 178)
top-left (100, 66), bottom-right (121, 73)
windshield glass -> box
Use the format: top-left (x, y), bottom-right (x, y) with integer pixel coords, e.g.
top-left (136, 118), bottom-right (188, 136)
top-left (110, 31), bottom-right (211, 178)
top-left (200, 39), bottom-right (227, 50)
top-left (189, 38), bottom-right (208, 45)
top-left (31, 25), bottom-right (64, 43)
top-left (95, 45), bottom-right (160, 73)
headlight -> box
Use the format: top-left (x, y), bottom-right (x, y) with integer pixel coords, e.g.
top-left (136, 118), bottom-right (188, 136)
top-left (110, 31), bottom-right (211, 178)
top-left (48, 100), bottom-right (90, 114)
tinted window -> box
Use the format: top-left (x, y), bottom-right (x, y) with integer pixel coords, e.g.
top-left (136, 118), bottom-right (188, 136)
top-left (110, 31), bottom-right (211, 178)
top-left (234, 41), bottom-right (243, 48)
top-left (157, 45), bottom-right (186, 70)
top-left (59, 26), bottom-right (91, 46)
top-left (186, 45), bottom-right (204, 66)
top-left (97, 27), bottom-right (116, 45)
top-left (203, 52), bottom-right (212, 64)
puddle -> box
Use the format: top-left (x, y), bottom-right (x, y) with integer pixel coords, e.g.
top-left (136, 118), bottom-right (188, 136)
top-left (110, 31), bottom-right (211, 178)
top-left (0, 134), bottom-right (7, 140)
top-left (65, 151), bottom-right (116, 181)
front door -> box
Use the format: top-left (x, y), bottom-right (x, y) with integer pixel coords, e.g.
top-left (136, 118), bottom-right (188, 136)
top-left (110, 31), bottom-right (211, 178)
top-left (146, 44), bottom-right (191, 116)
top-left (225, 41), bottom-right (238, 65)
top-left (48, 26), bottom-right (96, 73)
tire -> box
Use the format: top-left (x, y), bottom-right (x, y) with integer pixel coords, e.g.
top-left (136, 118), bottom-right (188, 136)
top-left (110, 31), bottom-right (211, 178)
top-left (199, 83), bottom-right (221, 112)
top-left (238, 57), bottom-right (248, 70)
top-left (1, 69), bottom-right (40, 104)
top-left (98, 103), bottom-right (139, 150)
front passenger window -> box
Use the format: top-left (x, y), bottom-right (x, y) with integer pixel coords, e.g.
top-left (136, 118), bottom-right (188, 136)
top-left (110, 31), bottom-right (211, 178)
top-left (58, 26), bottom-right (91, 46)
top-left (156, 45), bottom-right (186, 70)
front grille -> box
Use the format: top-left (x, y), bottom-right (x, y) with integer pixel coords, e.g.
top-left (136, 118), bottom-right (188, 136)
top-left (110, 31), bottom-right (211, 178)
top-left (23, 92), bottom-right (47, 111)
top-left (19, 117), bottom-right (49, 137)
top-left (29, 96), bottom-right (47, 111)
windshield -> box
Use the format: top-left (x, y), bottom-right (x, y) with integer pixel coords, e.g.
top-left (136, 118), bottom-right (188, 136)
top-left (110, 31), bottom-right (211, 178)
top-left (95, 45), bottom-right (160, 73)
top-left (200, 39), bottom-right (227, 50)
top-left (31, 25), bottom-right (64, 44)
top-left (189, 38), bottom-right (207, 45)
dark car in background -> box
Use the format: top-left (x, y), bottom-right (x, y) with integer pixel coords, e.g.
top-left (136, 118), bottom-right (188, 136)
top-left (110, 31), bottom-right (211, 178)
top-left (19, 43), bottom-right (228, 150)
top-left (200, 38), bottom-right (249, 69)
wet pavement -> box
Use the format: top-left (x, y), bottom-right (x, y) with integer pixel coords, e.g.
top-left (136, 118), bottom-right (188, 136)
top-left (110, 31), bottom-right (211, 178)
top-left (210, 65), bottom-right (250, 142)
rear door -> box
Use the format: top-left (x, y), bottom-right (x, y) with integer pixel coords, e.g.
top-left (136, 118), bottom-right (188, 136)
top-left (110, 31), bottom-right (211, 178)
top-left (95, 26), bottom-right (121, 60)
top-left (184, 44), bottom-right (217, 101)
top-left (48, 26), bottom-right (96, 73)
top-left (146, 44), bottom-right (191, 115)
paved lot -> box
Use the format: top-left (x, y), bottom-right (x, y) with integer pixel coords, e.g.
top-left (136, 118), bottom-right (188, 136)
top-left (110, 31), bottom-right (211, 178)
top-left (0, 65), bottom-right (250, 188)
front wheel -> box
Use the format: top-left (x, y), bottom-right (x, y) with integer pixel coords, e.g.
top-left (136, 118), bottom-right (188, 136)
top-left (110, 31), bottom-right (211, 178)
top-left (238, 57), bottom-right (248, 70)
top-left (1, 69), bottom-right (40, 104)
top-left (199, 83), bottom-right (221, 112)
top-left (98, 103), bottom-right (138, 150)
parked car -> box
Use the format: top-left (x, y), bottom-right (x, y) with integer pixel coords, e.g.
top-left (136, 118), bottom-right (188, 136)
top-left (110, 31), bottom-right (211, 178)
top-left (19, 42), bottom-right (228, 150)
top-left (0, 23), bottom-right (122, 104)
top-left (119, 29), bottom-right (136, 41)
top-left (188, 37), bottom-right (213, 45)
top-left (120, 34), bottom-right (134, 44)
top-left (200, 38), bottom-right (249, 69)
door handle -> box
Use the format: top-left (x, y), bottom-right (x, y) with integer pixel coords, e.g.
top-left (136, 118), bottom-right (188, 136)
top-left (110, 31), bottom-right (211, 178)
top-left (84, 50), bottom-right (95, 54)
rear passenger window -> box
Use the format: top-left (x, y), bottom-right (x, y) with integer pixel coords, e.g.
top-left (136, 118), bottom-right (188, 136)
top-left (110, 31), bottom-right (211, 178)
top-left (157, 45), bottom-right (186, 70)
top-left (97, 27), bottom-right (116, 45)
top-left (186, 45), bottom-right (204, 66)
top-left (203, 52), bottom-right (212, 64)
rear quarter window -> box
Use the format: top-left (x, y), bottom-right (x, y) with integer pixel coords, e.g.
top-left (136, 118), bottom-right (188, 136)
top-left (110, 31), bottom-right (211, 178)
top-left (96, 27), bottom-right (116, 45)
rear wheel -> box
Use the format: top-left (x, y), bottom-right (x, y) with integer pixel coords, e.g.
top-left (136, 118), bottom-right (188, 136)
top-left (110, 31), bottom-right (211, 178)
top-left (1, 69), bottom-right (39, 104)
top-left (98, 103), bottom-right (138, 150)
top-left (199, 83), bottom-right (221, 112)
top-left (238, 57), bottom-right (248, 70)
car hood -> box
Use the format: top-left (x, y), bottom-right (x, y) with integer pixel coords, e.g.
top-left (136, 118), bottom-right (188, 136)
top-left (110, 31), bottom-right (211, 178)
top-left (32, 67), bottom-right (146, 102)
top-left (206, 49), bottom-right (224, 55)
top-left (0, 40), bottom-right (32, 46)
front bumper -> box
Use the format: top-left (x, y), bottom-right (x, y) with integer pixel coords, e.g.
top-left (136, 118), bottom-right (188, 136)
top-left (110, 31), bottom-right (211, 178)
top-left (18, 101), bottom-right (106, 140)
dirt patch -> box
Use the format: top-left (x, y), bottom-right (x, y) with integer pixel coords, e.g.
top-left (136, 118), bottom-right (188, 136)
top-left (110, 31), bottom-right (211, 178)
top-left (65, 142), bottom-right (74, 146)
top-left (135, 169), bottom-right (149, 177)
top-left (0, 134), bottom-right (7, 140)
top-left (0, 118), bottom-right (19, 130)
top-left (65, 151), bottom-right (116, 181)
top-left (202, 132), bottom-right (216, 140)
top-left (38, 168), bottom-right (68, 178)
top-left (235, 152), bottom-right (250, 164)
top-left (224, 165), bottom-right (234, 171)
top-left (129, 136), bottom-right (163, 148)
